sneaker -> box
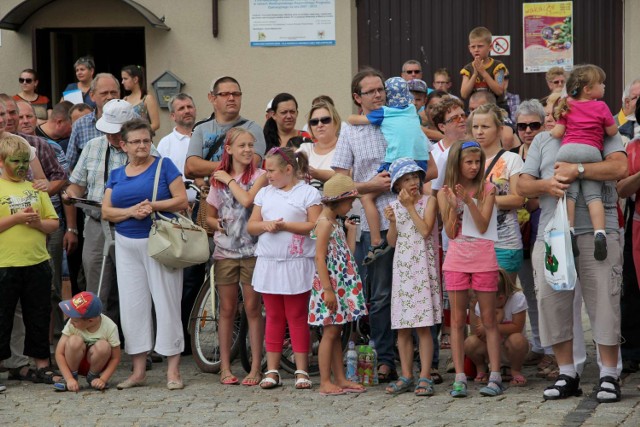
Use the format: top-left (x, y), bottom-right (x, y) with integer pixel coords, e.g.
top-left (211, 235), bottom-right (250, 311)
top-left (570, 231), bottom-right (580, 257)
top-left (450, 381), bottom-right (467, 398)
top-left (594, 232), bottom-right (607, 261)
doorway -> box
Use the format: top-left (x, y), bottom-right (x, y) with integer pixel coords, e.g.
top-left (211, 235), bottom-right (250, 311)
top-left (34, 27), bottom-right (146, 102)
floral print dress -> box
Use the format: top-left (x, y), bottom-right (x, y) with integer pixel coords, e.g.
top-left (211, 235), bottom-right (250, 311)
top-left (390, 195), bottom-right (442, 329)
top-left (308, 219), bottom-right (367, 326)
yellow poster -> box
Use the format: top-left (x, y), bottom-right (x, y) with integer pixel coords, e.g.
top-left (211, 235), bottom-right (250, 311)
top-left (523, 1), bottom-right (573, 73)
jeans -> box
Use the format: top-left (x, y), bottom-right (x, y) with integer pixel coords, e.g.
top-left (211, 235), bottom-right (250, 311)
top-left (356, 230), bottom-right (395, 368)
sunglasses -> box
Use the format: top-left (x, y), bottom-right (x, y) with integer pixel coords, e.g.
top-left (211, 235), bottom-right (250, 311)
top-left (444, 113), bottom-right (467, 124)
top-left (18, 78), bottom-right (33, 84)
top-left (404, 70), bottom-right (421, 75)
top-left (309, 116), bottom-right (332, 127)
top-left (517, 122), bottom-right (543, 131)
top-left (551, 80), bottom-right (565, 85)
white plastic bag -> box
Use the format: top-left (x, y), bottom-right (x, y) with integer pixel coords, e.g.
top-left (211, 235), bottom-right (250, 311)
top-left (543, 196), bottom-right (577, 291)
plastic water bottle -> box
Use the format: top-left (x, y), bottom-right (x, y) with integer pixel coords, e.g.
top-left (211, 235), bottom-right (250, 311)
top-left (369, 340), bottom-right (379, 385)
top-left (346, 341), bottom-right (358, 382)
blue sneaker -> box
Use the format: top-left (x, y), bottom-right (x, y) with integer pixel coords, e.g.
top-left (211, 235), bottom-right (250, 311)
top-left (450, 381), bottom-right (467, 398)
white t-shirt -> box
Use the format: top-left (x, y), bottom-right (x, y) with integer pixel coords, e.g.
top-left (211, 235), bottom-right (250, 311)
top-left (157, 128), bottom-right (196, 202)
top-left (61, 314), bottom-right (121, 347)
top-left (475, 291), bottom-right (527, 333)
top-left (297, 142), bottom-right (335, 190)
top-left (431, 140), bottom-right (451, 192)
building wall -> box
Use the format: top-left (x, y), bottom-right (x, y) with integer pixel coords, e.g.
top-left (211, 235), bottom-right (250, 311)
top-left (0, 0), bottom-right (358, 139)
top-left (624, 0), bottom-right (640, 88)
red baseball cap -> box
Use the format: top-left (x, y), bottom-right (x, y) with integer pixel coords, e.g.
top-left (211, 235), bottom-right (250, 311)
top-left (59, 291), bottom-right (102, 319)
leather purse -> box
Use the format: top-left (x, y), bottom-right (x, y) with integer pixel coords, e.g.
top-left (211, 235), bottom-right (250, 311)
top-left (147, 158), bottom-right (210, 269)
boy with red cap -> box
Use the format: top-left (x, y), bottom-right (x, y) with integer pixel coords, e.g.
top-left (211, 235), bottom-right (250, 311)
top-left (54, 291), bottom-right (121, 392)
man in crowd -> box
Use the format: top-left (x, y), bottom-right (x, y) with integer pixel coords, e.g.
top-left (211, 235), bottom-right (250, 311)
top-left (36, 102), bottom-right (73, 153)
top-left (401, 59), bottom-right (423, 82)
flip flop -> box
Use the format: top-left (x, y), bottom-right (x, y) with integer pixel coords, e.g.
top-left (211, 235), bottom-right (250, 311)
top-left (241, 374), bottom-right (262, 386)
top-left (319, 388), bottom-right (347, 396)
top-left (220, 370), bottom-right (239, 385)
top-left (340, 387), bottom-right (367, 394)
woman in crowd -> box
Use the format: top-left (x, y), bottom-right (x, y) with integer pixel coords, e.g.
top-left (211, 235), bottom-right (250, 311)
top-left (14, 69), bottom-right (50, 123)
top-left (122, 65), bottom-right (161, 132)
top-left (62, 56), bottom-right (96, 108)
top-left (296, 101), bottom-right (341, 190)
top-left (264, 93), bottom-right (312, 151)
top-left (102, 119), bottom-right (188, 390)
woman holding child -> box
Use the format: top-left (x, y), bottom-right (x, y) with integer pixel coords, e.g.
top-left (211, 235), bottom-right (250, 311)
top-left (102, 119), bottom-right (189, 390)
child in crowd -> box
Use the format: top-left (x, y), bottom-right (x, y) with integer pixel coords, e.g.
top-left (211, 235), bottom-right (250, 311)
top-left (550, 64), bottom-right (619, 260)
top-left (207, 127), bottom-right (268, 386)
top-left (0, 134), bottom-right (59, 392)
top-left (348, 76), bottom-right (432, 265)
top-left (464, 269), bottom-right (529, 387)
top-left (53, 292), bottom-right (121, 392)
top-left (460, 27), bottom-right (510, 114)
top-left (437, 140), bottom-right (503, 397)
top-left (309, 174), bottom-right (367, 396)
top-left (248, 147), bottom-right (322, 390)
top-left (383, 158), bottom-right (441, 396)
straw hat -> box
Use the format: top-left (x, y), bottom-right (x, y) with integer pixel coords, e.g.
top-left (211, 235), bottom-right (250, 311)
top-left (321, 174), bottom-right (360, 203)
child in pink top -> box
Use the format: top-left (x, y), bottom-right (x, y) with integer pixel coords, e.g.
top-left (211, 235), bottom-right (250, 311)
top-left (551, 64), bottom-right (619, 261)
top-left (437, 141), bottom-right (502, 398)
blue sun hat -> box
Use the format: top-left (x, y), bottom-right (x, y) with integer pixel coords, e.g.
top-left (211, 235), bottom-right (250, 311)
top-left (385, 77), bottom-right (413, 108)
top-left (389, 157), bottom-right (426, 193)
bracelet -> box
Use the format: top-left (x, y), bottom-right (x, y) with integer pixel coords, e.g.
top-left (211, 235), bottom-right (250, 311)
top-left (67, 228), bottom-right (79, 235)
top-left (228, 179), bottom-right (236, 186)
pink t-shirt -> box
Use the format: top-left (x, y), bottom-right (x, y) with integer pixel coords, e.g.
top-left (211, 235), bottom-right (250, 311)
top-left (442, 182), bottom-right (499, 273)
top-left (557, 99), bottom-right (615, 150)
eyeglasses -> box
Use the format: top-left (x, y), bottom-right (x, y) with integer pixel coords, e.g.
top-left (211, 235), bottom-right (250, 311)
top-left (551, 80), bottom-right (565, 85)
top-left (444, 113), bottom-right (467, 124)
top-left (214, 91), bottom-right (242, 98)
top-left (309, 116), bottom-right (332, 127)
top-left (404, 70), bottom-right (421, 75)
top-left (18, 78), bottom-right (33, 84)
top-left (516, 122), bottom-right (543, 131)
top-left (359, 88), bottom-right (385, 97)
top-left (126, 139), bottom-right (153, 146)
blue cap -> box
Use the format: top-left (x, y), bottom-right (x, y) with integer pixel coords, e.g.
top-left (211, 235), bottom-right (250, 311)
top-left (407, 79), bottom-right (427, 93)
top-left (385, 77), bottom-right (413, 108)
top-left (59, 291), bottom-right (102, 319)
top-left (389, 158), bottom-right (426, 193)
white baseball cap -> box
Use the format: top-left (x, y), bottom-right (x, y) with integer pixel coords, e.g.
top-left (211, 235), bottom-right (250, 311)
top-left (96, 99), bottom-right (135, 134)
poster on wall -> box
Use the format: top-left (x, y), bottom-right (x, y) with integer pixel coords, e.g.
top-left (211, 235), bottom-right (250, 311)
top-left (250, 0), bottom-right (336, 47)
top-left (523, 1), bottom-right (573, 73)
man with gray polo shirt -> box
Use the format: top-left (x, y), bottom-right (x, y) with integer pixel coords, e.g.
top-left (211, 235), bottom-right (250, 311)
top-left (518, 131), bottom-right (627, 403)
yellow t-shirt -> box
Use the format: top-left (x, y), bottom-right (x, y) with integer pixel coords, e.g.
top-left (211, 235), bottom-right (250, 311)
top-left (61, 314), bottom-right (121, 348)
top-left (0, 179), bottom-right (58, 267)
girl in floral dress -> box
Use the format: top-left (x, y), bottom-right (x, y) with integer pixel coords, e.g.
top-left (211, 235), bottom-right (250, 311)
top-left (383, 158), bottom-right (441, 396)
top-left (309, 174), bottom-right (367, 396)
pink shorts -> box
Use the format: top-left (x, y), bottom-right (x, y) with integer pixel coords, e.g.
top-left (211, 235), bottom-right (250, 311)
top-left (444, 270), bottom-right (499, 292)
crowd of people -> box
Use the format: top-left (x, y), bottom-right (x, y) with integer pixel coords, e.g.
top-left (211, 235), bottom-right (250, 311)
top-left (0, 25), bottom-right (638, 404)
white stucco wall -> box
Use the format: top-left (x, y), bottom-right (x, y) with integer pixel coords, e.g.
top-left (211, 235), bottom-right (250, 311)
top-left (0, 0), bottom-right (358, 139)
top-left (624, 0), bottom-right (640, 89)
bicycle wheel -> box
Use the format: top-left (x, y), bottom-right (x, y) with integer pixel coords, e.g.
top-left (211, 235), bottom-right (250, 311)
top-left (189, 279), bottom-right (242, 373)
top-left (280, 323), bottom-right (352, 376)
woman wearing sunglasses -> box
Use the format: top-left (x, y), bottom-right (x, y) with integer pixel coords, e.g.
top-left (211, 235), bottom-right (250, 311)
top-left (296, 101), bottom-right (341, 190)
top-left (263, 93), bottom-right (312, 152)
top-left (14, 69), bottom-right (50, 123)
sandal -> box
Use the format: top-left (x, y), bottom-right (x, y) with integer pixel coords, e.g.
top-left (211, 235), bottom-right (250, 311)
top-left (595, 376), bottom-right (621, 403)
top-left (509, 374), bottom-right (527, 387)
top-left (479, 381), bottom-right (505, 397)
top-left (385, 376), bottom-right (414, 394)
top-left (34, 367), bottom-right (63, 384)
top-left (430, 368), bottom-right (443, 385)
top-left (294, 370), bottom-right (313, 390)
top-left (474, 372), bottom-right (489, 383)
top-left (219, 369), bottom-right (239, 385)
top-left (259, 370), bottom-right (282, 389)
top-left (440, 333), bottom-right (451, 350)
top-left (362, 242), bottom-right (392, 266)
top-left (377, 365), bottom-right (398, 383)
top-left (241, 374), bottom-right (262, 386)
top-left (8, 365), bottom-right (36, 382)
top-left (543, 374), bottom-right (582, 400)
top-left (414, 377), bottom-right (434, 397)
top-left (450, 381), bottom-right (467, 398)
top-left (54, 371), bottom-right (79, 392)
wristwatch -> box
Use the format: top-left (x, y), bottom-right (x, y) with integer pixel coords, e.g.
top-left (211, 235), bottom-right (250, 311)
top-left (67, 228), bottom-right (79, 235)
top-left (577, 163), bottom-right (585, 180)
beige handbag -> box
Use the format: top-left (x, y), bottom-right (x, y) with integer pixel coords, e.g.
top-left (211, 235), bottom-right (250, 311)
top-left (147, 158), bottom-right (210, 269)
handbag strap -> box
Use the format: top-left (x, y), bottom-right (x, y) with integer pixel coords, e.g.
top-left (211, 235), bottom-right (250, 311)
top-left (151, 157), bottom-right (164, 222)
top-left (484, 149), bottom-right (505, 179)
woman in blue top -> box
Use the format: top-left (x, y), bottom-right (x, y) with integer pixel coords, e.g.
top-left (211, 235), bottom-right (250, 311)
top-left (102, 119), bottom-right (188, 391)
top-left (61, 56), bottom-right (96, 108)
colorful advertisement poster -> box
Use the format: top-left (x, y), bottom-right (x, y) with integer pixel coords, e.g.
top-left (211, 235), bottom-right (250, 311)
top-left (250, 0), bottom-right (336, 47)
top-left (523, 1), bottom-right (573, 73)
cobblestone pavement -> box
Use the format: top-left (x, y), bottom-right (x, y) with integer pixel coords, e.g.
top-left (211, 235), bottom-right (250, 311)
top-left (2, 318), bottom-right (640, 426)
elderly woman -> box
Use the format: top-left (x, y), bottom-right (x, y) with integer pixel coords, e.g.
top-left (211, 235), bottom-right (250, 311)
top-left (14, 69), bottom-right (50, 123)
top-left (296, 101), bottom-right (341, 190)
top-left (264, 93), bottom-right (312, 151)
top-left (62, 56), bottom-right (96, 108)
top-left (102, 119), bottom-right (188, 390)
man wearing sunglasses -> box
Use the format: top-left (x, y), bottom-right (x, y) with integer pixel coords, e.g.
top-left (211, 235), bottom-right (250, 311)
top-left (518, 108), bottom-right (627, 403)
top-left (401, 59), bottom-right (423, 82)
